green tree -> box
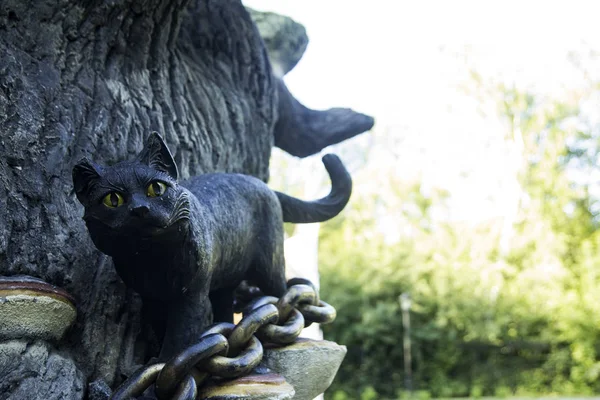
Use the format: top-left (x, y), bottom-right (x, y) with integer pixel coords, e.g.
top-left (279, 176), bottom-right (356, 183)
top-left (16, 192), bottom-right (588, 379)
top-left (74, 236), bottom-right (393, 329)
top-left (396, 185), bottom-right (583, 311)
top-left (316, 69), bottom-right (600, 398)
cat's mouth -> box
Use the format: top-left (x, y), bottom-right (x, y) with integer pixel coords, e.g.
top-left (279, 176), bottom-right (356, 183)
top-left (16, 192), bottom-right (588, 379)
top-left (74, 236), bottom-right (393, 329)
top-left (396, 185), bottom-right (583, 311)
top-left (85, 215), bottom-right (189, 239)
top-left (135, 218), bottom-right (190, 239)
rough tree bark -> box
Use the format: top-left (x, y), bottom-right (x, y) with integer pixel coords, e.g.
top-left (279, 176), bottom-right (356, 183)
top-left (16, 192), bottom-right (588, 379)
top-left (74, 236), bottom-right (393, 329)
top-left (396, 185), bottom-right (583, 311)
top-left (0, 1), bottom-right (373, 398)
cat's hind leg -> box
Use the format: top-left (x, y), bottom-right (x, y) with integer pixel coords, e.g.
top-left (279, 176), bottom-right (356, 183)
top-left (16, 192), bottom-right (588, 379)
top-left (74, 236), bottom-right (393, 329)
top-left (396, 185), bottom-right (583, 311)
top-left (249, 237), bottom-right (287, 298)
top-left (210, 287), bottom-right (235, 323)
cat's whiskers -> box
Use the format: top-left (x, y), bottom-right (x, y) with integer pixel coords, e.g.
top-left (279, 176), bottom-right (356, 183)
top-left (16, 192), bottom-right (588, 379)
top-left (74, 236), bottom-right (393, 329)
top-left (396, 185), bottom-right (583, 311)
top-left (167, 191), bottom-right (191, 226)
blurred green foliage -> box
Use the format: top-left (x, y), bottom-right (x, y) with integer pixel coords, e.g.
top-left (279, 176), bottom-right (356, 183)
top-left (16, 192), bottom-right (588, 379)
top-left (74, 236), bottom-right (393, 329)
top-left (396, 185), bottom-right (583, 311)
top-left (315, 78), bottom-right (600, 399)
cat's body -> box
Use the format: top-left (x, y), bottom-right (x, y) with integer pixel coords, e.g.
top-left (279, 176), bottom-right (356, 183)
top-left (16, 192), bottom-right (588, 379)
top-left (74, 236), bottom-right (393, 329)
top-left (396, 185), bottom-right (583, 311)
top-left (88, 173), bottom-right (285, 300)
top-left (73, 133), bottom-right (351, 358)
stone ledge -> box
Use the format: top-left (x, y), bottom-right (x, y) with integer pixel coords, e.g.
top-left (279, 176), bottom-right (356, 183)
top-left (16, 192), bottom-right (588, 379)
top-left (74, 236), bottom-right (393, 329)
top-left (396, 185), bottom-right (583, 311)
top-left (261, 339), bottom-right (347, 400)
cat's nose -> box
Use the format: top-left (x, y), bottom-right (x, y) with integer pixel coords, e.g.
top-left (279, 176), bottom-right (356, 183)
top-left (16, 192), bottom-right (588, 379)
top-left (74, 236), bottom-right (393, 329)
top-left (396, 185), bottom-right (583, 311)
top-left (130, 205), bottom-right (150, 218)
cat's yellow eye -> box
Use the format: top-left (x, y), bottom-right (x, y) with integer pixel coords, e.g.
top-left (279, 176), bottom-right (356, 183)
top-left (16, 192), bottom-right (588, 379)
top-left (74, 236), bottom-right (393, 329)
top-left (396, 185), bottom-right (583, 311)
top-left (146, 181), bottom-right (166, 198)
top-left (102, 192), bottom-right (124, 208)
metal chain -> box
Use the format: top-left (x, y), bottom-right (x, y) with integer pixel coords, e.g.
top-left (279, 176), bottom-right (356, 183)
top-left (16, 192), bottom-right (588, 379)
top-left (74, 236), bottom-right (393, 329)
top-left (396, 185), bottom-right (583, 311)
top-left (110, 279), bottom-right (336, 400)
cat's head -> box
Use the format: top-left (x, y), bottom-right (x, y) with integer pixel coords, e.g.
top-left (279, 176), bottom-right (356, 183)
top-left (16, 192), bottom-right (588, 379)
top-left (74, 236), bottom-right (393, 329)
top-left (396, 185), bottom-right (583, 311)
top-left (72, 133), bottom-right (189, 241)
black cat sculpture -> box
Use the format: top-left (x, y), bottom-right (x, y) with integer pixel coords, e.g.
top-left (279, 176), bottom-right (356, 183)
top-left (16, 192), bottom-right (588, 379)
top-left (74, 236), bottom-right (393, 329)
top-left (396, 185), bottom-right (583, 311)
top-left (72, 133), bottom-right (351, 358)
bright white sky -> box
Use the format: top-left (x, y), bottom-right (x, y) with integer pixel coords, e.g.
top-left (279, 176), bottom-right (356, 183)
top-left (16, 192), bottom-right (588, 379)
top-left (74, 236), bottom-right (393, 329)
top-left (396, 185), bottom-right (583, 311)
top-left (244, 0), bottom-right (600, 221)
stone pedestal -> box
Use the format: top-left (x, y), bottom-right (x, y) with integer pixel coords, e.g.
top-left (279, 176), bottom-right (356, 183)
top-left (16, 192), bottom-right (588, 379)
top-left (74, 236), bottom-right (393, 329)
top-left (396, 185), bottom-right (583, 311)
top-left (199, 339), bottom-right (347, 400)
top-left (262, 339), bottom-right (347, 400)
top-left (199, 373), bottom-right (295, 400)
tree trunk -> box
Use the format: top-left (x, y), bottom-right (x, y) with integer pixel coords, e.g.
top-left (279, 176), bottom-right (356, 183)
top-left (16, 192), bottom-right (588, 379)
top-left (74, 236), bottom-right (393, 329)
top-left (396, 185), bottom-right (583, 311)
top-left (0, 1), bottom-right (373, 398)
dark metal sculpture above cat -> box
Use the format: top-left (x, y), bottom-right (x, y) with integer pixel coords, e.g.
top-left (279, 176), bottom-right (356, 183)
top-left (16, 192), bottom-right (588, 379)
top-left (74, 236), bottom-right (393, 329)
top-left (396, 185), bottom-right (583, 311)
top-left (72, 132), bottom-right (351, 359)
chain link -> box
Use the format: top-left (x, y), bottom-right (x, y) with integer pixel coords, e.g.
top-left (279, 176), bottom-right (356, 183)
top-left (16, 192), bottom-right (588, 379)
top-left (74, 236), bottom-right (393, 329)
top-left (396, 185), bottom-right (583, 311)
top-left (154, 333), bottom-right (228, 399)
top-left (111, 363), bottom-right (165, 400)
top-left (169, 375), bottom-right (197, 400)
top-left (110, 279), bottom-right (336, 400)
top-left (203, 335), bottom-right (263, 378)
top-left (276, 284), bottom-right (317, 321)
top-left (227, 304), bottom-right (279, 356)
top-left (298, 300), bottom-right (337, 325)
top-left (245, 296), bottom-right (306, 344)
top-left (258, 308), bottom-right (305, 344)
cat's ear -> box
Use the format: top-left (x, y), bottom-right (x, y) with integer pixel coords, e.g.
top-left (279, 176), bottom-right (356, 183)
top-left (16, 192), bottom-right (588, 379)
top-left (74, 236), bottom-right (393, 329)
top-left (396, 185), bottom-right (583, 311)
top-left (137, 132), bottom-right (178, 180)
top-left (72, 158), bottom-right (103, 204)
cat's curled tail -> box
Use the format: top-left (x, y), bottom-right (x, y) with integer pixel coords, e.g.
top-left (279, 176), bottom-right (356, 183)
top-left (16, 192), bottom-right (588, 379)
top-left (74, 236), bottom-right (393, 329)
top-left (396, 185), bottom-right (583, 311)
top-left (276, 154), bottom-right (352, 223)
